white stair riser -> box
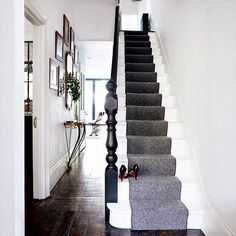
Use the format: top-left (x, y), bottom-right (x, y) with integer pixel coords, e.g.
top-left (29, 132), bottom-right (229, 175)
top-left (176, 159), bottom-right (197, 182)
top-left (117, 138), bottom-right (127, 155)
top-left (117, 108), bottom-right (126, 122)
top-left (154, 57), bottom-right (163, 65)
top-left (118, 95), bottom-right (126, 107)
top-left (117, 75), bottom-right (125, 84)
top-left (118, 57), bottom-right (125, 65)
top-left (108, 203), bottom-right (131, 229)
top-left (162, 95), bottom-right (176, 108)
top-left (156, 66), bottom-right (165, 75)
top-left (159, 84), bottom-right (173, 95)
top-left (157, 75), bottom-right (168, 83)
top-left (167, 122), bottom-right (184, 138)
top-left (117, 83), bottom-right (125, 95)
top-left (172, 139), bottom-right (189, 156)
top-left (116, 122), bottom-right (126, 137)
top-left (165, 108), bottom-right (180, 122)
top-left (187, 212), bottom-right (203, 229)
top-left (118, 65), bottom-right (125, 71)
top-left (118, 180), bottom-right (129, 202)
top-left (181, 184), bottom-right (203, 203)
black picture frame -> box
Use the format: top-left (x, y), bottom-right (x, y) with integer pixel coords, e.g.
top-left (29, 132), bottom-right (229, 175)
top-left (65, 52), bottom-right (73, 110)
top-left (63, 14), bottom-right (70, 46)
top-left (74, 45), bottom-right (79, 65)
top-left (55, 31), bottom-right (64, 62)
top-left (49, 58), bottom-right (58, 90)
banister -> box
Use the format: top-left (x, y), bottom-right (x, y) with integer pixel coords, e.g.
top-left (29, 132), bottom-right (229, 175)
top-left (104, 4), bottom-right (120, 222)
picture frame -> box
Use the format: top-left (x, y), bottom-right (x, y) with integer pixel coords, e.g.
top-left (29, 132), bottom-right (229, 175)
top-left (63, 14), bottom-right (70, 46)
top-left (49, 58), bottom-right (58, 90)
top-left (74, 45), bottom-right (79, 65)
top-left (58, 66), bottom-right (65, 97)
top-left (55, 31), bottom-right (64, 62)
top-left (65, 52), bottom-right (73, 110)
top-left (70, 27), bottom-right (75, 52)
top-left (73, 64), bottom-right (79, 78)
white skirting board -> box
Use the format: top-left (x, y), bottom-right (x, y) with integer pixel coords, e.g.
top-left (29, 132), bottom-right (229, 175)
top-left (50, 153), bottom-right (68, 191)
top-left (49, 150), bottom-right (85, 190)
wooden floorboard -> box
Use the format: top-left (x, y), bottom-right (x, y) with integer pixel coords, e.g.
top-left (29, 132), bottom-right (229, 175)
top-left (27, 138), bottom-right (205, 236)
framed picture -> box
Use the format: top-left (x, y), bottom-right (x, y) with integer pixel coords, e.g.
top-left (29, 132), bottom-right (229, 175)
top-left (74, 45), bottom-right (79, 65)
top-left (55, 31), bottom-right (64, 62)
top-left (70, 27), bottom-right (75, 52)
top-left (58, 66), bottom-right (65, 97)
top-left (65, 51), bottom-right (73, 75)
top-left (63, 14), bottom-right (70, 46)
top-left (49, 58), bottom-right (58, 90)
top-left (65, 52), bottom-right (73, 110)
top-left (73, 64), bottom-right (79, 78)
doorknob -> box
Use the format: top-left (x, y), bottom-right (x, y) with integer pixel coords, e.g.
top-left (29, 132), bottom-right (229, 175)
top-left (33, 117), bottom-right (37, 128)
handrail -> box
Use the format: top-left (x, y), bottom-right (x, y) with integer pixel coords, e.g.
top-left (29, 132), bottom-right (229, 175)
top-left (106, 5), bottom-right (120, 92)
top-left (104, 4), bottom-right (120, 222)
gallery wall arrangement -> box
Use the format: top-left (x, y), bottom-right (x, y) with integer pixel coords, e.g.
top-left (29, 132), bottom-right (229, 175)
top-left (49, 14), bottom-right (85, 117)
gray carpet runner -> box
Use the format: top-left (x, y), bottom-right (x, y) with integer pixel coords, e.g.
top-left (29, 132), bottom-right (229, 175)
top-left (124, 31), bottom-right (188, 230)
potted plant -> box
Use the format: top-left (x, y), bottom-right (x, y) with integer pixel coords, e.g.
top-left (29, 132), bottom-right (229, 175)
top-left (66, 72), bottom-right (80, 119)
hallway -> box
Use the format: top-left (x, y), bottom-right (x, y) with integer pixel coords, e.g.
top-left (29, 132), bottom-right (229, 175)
top-left (29, 134), bottom-right (204, 236)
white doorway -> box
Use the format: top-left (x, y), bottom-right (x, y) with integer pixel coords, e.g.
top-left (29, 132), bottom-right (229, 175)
top-left (24, 2), bottom-right (50, 200)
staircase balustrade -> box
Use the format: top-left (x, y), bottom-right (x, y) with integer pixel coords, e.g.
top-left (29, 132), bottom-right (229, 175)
top-left (104, 5), bottom-right (120, 221)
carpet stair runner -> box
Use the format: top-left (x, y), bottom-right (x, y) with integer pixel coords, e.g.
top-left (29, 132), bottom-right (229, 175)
top-left (125, 30), bottom-right (189, 230)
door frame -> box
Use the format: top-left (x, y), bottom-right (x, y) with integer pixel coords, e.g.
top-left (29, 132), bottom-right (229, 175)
top-left (25, 0), bottom-right (50, 199)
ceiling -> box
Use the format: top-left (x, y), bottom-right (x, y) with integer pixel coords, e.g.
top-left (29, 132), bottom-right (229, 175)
top-left (80, 41), bottom-right (113, 78)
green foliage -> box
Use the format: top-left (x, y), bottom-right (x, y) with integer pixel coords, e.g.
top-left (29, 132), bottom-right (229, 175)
top-left (66, 72), bottom-right (80, 101)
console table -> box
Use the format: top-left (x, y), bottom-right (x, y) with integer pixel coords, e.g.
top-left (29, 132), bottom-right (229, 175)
top-left (64, 121), bottom-right (86, 168)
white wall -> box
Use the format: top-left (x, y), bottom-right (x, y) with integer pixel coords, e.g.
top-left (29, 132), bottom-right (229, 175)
top-left (25, 0), bottom-right (90, 193)
top-left (71, 0), bottom-right (116, 41)
top-left (149, 0), bottom-right (236, 235)
top-left (81, 41), bottom-right (112, 78)
top-left (0, 0), bottom-right (24, 235)
top-left (29, 0), bottom-right (77, 183)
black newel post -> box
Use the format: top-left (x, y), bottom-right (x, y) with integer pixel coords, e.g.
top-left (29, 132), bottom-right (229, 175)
top-left (104, 91), bottom-right (118, 222)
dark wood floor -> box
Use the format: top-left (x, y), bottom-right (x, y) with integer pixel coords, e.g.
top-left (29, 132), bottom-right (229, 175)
top-left (27, 138), bottom-right (205, 236)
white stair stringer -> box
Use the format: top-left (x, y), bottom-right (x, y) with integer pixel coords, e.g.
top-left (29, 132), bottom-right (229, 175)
top-left (108, 31), bottom-right (205, 230)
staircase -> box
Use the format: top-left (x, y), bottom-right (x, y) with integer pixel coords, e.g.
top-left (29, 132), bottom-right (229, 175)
top-left (107, 30), bottom-right (205, 230)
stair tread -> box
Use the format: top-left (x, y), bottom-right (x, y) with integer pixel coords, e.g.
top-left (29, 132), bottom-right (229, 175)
top-left (126, 82), bottom-right (160, 94)
top-left (124, 31), bottom-right (149, 35)
top-left (126, 93), bottom-right (161, 95)
top-left (128, 154), bottom-right (175, 159)
top-left (126, 72), bottom-right (157, 82)
top-left (129, 174), bottom-right (178, 181)
top-left (128, 154), bottom-right (176, 176)
top-left (125, 47), bottom-right (152, 55)
top-left (127, 136), bottom-right (171, 155)
top-left (126, 93), bottom-right (162, 106)
top-left (130, 200), bottom-right (188, 230)
top-left (125, 41), bottom-right (151, 48)
top-left (127, 135), bottom-right (171, 139)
